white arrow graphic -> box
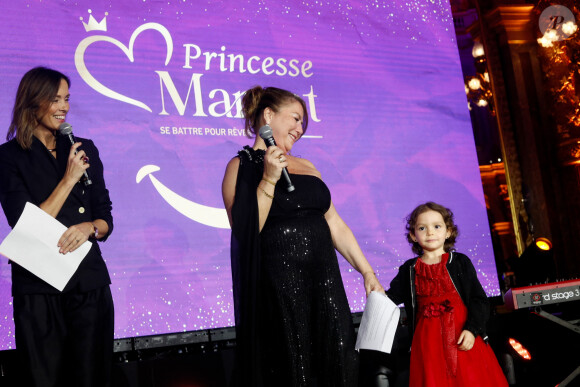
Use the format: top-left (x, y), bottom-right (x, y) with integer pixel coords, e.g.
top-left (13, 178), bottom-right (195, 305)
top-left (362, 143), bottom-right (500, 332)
top-left (136, 165), bottom-right (230, 229)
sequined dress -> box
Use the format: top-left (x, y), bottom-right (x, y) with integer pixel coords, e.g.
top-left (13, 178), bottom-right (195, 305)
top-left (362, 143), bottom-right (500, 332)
top-left (410, 254), bottom-right (508, 387)
top-left (259, 173), bottom-right (358, 386)
top-left (229, 146), bottom-right (357, 387)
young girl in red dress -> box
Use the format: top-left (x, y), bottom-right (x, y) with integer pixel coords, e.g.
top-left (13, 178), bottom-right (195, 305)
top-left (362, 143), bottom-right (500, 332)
top-left (386, 202), bottom-right (508, 386)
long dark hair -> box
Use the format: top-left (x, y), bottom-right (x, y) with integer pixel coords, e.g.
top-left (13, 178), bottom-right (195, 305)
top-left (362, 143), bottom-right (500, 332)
top-left (240, 86), bottom-right (308, 138)
top-left (7, 67), bottom-right (70, 149)
top-left (405, 201), bottom-right (459, 256)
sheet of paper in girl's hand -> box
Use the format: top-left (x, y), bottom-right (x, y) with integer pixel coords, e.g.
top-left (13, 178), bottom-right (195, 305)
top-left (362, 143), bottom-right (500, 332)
top-left (355, 291), bottom-right (400, 353)
top-left (0, 202), bottom-right (91, 291)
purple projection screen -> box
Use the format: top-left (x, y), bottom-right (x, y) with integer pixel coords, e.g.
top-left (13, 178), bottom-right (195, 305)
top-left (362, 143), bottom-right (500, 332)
top-left (0, 0), bottom-right (499, 349)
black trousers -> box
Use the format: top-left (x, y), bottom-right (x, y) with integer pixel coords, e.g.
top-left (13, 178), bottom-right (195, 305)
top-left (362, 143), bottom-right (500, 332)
top-left (13, 285), bottom-right (114, 387)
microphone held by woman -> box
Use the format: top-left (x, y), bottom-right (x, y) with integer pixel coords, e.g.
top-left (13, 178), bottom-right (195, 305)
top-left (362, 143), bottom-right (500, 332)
top-left (258, 124), bottom-right (294, 192)
top-left (59, 122), bottom-right (92, 186)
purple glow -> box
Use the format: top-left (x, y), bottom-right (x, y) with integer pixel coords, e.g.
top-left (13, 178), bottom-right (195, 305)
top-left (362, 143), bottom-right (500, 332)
top-left (0, 0), bottom-right (498, 350)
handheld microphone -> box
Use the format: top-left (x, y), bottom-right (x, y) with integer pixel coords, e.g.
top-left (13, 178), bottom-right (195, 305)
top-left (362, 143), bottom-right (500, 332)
top-left (258, 124), bottom-right (295, 192)
top-left (58, 123), bottom-right (92, 186)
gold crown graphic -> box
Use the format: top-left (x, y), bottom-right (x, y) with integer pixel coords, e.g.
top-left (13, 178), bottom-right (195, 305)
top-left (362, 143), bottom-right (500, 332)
top-left (80, 10), bottom-right (108, 32)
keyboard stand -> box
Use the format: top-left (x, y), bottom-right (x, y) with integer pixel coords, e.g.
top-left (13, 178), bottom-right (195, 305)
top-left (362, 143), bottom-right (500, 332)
top-left (533, 307), bottom-right (580, 386)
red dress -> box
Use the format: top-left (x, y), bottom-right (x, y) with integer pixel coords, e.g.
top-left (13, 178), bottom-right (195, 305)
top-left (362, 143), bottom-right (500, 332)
top-left (409, 254), bottom-right (508, 387)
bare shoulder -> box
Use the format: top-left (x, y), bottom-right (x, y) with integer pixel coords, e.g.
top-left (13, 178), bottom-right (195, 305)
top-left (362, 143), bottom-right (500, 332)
top-left (222, 156), bottom-right (240, 222)
top-left (288, 155), bottom-right (321, 178)
top-left (225, 155), bottom-right (240, 172)
top-left (223, 156), bottom-right (240, 186)
top-left (295, 156), bottom-right (316, 169)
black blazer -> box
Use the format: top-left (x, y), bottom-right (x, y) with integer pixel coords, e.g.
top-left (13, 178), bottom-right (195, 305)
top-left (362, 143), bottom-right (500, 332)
top-left (0, 135), bottom-right (113, 295)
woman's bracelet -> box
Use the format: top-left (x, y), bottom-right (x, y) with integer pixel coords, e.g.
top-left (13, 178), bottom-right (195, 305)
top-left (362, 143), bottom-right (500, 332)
top-left (258, 186), bottom-right (274, 199)
top-left (262, 177), bottom-right (276, 186)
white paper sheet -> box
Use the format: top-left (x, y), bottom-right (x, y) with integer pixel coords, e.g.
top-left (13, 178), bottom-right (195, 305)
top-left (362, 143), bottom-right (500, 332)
top-left (355, 291), bottom-right (401, 353)
top-left (0, 202), bottom-right (91, 291)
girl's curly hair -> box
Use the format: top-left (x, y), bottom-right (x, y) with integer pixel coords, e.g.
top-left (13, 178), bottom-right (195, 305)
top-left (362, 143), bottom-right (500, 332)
top-left (405, 202), bottom-right (459, 256)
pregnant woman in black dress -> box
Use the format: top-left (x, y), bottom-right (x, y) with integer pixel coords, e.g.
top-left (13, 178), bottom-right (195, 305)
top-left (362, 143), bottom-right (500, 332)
top-left (222, 86), bottom-right (384, 387)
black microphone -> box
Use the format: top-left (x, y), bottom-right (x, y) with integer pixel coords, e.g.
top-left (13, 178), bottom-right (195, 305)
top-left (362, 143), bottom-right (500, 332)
top-left (58, 123), bottom-right (92, 186)
top-left (258, 124), bottom-right (295, 192)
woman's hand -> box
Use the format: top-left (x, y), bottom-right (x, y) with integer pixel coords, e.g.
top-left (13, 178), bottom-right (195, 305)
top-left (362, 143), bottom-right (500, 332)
top-left (457, 330), bottom-right (475, 351)
top-left (362, 271), bottom-right (385, 296)
top-left (58, 222), bottom-right (93, 254)
top-left (263, 145), bottom-right (287, 183)
top-left (63, 142), bottom-right (90, 185)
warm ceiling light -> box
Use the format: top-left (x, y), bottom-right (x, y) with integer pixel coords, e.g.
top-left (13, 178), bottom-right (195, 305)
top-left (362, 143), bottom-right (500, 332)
top-left (468, 78), bottom-right (481, 90)
top-left (562, 21), bottom-right (578, 36)
top-left (472, 41), bottom-right (485, 58)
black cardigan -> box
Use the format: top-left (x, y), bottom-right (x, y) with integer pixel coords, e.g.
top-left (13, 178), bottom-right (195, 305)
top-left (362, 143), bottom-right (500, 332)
top-left (385, 251), bottom-right (490, 345)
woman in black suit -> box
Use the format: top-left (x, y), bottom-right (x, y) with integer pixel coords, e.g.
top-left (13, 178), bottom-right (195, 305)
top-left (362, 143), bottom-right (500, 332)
top-left (0, 67), bottom-right (114, 387)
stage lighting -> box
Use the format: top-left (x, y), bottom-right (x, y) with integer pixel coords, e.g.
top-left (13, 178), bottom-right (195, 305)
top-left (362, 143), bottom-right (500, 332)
top-left (508, 338), bottom-right (532, 360)
top-left (513, 237), bottom-right (555, 286)
top-left (535, 237), bottom-right (552, 251)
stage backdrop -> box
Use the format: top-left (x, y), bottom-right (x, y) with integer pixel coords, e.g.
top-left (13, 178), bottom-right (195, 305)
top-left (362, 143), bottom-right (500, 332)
top-left (0, 0), bottom-right (500, 349)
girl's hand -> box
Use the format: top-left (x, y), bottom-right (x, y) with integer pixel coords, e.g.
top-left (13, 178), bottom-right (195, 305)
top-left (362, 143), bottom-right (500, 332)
top-left (362, 271), bottom-right (385, 296)
top-left (58, 222), bottom-right (93, 254)
top-left (64, 142), bottom-right (89, 185)
top-left (263, 145), bottom-right (287, 183)
top-left (457, 330), bottom-right (475, 351)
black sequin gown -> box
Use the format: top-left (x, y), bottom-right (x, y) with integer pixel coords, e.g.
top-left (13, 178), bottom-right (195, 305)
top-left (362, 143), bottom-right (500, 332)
top-left (260, 174), bottom-right (358, 386)
top-left (230, 147), bottom-right (358, 387)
